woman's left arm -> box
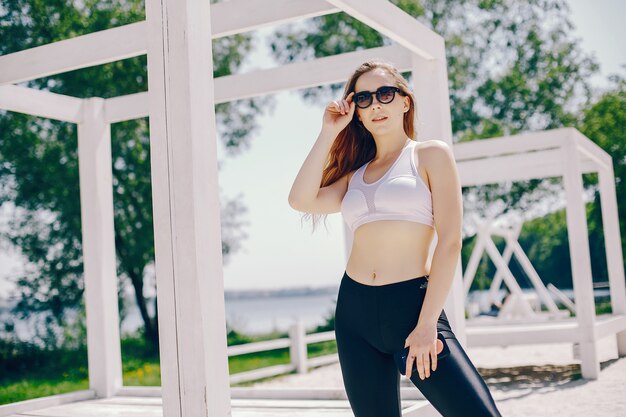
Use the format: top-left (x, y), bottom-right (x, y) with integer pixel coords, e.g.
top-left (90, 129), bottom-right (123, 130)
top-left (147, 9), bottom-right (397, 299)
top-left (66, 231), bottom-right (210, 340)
top-left (417, 140), bottom-right (463, 328)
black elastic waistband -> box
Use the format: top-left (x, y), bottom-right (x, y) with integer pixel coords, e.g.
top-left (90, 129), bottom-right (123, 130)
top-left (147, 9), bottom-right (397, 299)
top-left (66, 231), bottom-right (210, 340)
top-left (342, 271), bottom-right (429, 288)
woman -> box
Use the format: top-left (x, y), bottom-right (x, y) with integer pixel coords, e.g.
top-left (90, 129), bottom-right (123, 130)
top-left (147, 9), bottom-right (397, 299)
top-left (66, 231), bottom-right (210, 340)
top-left (288, 60), bottom-right (502, 417)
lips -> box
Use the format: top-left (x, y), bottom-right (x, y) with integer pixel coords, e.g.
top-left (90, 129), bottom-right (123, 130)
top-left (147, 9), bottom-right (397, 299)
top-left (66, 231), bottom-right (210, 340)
top-left (372, 116), bottom-right (388, 122)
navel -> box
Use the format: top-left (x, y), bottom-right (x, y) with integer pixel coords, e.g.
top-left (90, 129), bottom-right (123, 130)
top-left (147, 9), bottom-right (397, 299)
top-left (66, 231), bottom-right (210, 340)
top-left (372, 270), bottom-right (376, 280)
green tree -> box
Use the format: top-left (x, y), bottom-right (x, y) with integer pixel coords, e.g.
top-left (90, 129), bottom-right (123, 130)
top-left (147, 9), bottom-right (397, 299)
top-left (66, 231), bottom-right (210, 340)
top-left (579, 75), bottom-right (626, 276)
top-left (0, 0), bottom-right (266, 346)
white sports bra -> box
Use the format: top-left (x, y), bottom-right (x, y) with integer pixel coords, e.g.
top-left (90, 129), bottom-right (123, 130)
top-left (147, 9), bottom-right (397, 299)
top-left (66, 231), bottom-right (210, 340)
top-left (340, 138), bottom-right (434, 233)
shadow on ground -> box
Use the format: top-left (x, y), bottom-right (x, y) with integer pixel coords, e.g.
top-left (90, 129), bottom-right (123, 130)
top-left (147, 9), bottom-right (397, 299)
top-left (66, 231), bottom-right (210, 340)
top-left (473, 358), bottom-right (620, 400)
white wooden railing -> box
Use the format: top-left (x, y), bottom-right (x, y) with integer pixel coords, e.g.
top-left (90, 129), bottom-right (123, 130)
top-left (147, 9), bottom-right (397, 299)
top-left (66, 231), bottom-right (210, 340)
top-left (228, 319), bottom-right (339, 385)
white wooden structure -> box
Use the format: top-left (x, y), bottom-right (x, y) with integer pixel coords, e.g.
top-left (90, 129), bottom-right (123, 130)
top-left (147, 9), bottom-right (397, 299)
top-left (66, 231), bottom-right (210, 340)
top-left (0, 0), bottom-right (455, 416)
top-left (0, 0), bottom-right (624, 415)
top-left (463, 215), bottom-right (569, 320)
top-left (451, 128), bottom-right (626, 379)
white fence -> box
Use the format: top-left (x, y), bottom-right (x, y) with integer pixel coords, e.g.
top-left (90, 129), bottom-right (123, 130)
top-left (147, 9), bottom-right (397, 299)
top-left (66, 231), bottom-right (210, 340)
top-left (228, 319), bottom-right (339, 385)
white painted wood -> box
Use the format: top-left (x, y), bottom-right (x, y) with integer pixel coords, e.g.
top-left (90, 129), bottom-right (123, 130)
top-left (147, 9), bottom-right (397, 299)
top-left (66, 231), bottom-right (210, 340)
top-left (482, 237), bottom-right (535, 316)
top-left (327, 0), bottom-right (443, 60)
top-left (0, 85), bottom-right (83, 123)
top-left (510, 240), bottom-right (560, 313)
top-left (116, 386), bottom-right (162, 397)
top-left (597, 161), bottom-right (626, 356)
top-left (307, 353), bottom-right (339, 368)
top-left (0, 390), bottom-right (95, 417)
top-left (214, 44), bottom-right (411, 103)
top-left (230, 364), bottom-right (297, 385)
top-left (77, 98), bottom-right (123, 397)
top-left (547, 283), bottom-right (576, 314)
top-left (289, 320), bottom-right (308, 374)
top-left (410, 39), bottom-right (465, 346)
top-left (572, 129), bottom-right (613, 168)
top-left (228, 337), bottom-right (291, 356)
top-left (145, 0), bottom-right (230, 415)
top-left (211, 0), bottom-right (339, 38)
top-left (456, 148), bottom-right (564, 186)
top-left (103, 92), bottom-right (149, 124)
top-left (486, 223), bottom-right (519, 304)
top-left (595, 314), bottom-right (626, 339)
top-left (561, 139), bottom-right (600, 379)
top-left (230, 387), bottom-right (428, 401)
top-left (454, 128), bottom-right (568, 161)
top-left (305, 330), bottom-right (335, 344)
top-left (0, 22), bottom-right (147, 86)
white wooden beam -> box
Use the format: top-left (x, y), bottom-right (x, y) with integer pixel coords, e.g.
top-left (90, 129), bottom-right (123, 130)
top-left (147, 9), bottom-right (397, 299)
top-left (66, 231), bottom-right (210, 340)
top-left (77, 98), bottom-right (123, 397)
top-left (0, 0), bottom-right (341, 86)
top-left (572, 128), bottom-right (613, 168)
top-left (326, 0), bottom-right (443, 60)
top-left (597, 160), bottom-right (626, 356)
top-left (0, 22), bottom-right (147, 86)
top-left (145, 0), bottom-right (231, 415)
top-left (0, 390), bottom-right (95, 417)
top-left (213, 44), bottom-right (411, 103)
top-left (457, 148), bottom-right (563, 186)
top-left (103, 91), bottom-right (149, 124)
top-left (562, 139), bottom-right (600, 379)
top-left (211, 0), bottom-right (339, 37)
top-left (453, 128), bottom-right (570, 161)
top-left (0, 85), bottom-right (83, 123)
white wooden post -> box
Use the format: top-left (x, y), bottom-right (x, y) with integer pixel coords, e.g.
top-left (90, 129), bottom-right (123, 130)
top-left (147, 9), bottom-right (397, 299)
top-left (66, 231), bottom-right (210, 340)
top-left (411, 46), bottom-right (467, 346)
top-left (289, 319), bottom-right (308, 374)
top-left (597, 162), bottom-right (626, 356)
top-left (145, 0), bottom-right (231, 415)
top-left (77, 98), bottom-right (122, 397)
top-left (562, 140), bottom-right (599, 379)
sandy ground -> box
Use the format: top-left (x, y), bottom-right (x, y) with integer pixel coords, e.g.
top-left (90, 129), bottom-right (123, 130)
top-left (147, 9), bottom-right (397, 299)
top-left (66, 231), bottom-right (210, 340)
top-left (250, 335), bottom-right (626, 416)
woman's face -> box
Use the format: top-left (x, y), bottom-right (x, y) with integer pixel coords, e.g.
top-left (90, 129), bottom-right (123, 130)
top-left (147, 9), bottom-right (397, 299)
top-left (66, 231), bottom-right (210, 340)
top-left (354, 69), bottom-right (410, 136)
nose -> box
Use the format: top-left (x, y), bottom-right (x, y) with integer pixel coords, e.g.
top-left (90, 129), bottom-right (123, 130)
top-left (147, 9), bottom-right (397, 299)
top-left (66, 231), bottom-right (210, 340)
top-left (370, 95), bottom-right (383, 109)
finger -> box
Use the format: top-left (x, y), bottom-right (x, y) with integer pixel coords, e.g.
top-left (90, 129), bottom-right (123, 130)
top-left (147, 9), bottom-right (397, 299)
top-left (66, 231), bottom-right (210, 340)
top-left (423, 353), bottom-right (430, 378)
top-left (415, 353), bottom-right (424, 379)
top-left (406, 356), bottom-right (412, 379)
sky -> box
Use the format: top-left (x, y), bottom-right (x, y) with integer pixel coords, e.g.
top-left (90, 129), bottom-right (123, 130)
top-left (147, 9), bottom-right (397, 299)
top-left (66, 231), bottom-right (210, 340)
top-left (0, 0), bottom-right (624, 296)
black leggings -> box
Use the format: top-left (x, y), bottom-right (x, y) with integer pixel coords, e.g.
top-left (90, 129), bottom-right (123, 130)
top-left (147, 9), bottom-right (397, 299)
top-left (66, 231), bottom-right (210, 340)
top-left (335, 271), bottom-right (502, 417)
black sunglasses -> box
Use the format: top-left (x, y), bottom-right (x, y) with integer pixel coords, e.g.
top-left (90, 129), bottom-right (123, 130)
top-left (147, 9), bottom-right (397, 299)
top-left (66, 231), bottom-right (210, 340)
top-left (352, 86), bottom-right (406, 109)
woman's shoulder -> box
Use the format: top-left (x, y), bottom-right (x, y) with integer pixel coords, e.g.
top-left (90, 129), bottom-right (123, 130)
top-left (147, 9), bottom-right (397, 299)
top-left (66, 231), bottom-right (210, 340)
top-left (413, 139), bottom-right (454, 165)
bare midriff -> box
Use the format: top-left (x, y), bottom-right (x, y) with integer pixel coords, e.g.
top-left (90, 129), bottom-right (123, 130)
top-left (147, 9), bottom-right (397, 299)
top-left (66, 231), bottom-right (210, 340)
top-left (345, 220), bottom-right (435, 286)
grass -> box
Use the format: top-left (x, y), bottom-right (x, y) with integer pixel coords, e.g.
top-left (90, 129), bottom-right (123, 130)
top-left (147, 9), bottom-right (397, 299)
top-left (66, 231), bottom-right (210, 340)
top-left (1, 301), bottom-right (612, 405)
top-left (0, 330), bottom-right (338, 405)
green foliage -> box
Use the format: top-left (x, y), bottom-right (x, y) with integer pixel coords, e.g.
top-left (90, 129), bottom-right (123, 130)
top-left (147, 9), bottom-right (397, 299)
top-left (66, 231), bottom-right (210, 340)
top-left (0, 0), bottom-right (267, 346)
top-left (579, 75), bottom-right (626, 275)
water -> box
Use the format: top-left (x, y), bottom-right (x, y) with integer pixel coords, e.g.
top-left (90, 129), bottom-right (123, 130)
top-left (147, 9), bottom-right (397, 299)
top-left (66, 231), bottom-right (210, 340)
top-left (1, 287), bottom-right (611, 340)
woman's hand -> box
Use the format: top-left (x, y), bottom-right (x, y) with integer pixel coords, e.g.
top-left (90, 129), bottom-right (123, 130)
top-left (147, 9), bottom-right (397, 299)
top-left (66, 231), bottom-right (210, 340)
top-left (322, 92), bottom-right (356, 135)
top-left (404, 323), bottom-right (443, 380)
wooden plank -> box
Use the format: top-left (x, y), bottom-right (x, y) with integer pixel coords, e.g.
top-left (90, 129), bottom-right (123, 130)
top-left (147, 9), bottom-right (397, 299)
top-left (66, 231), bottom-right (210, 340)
top-left (0, 22), bottom-right (147, 85)
top-left (213, 44), bottom-right (410, 103)
top-left (327, 0), bottom-right (443, 60)
top-left (453, 128), bottom-right (569, 161)
top-left (0, 390), bottom-right (95, 417)
top-left (145, 0), bottom-right (231, 415)
top-left (77, 99), bottom-right (123, 397)
top-left (562, 139), bottom-right (600, 379)
top-left (211, 0), bottom-right (339, 37)
top-left (3, 396), bottom-right (431, 417)
top-left (0, 85), bottom-right (83, 123)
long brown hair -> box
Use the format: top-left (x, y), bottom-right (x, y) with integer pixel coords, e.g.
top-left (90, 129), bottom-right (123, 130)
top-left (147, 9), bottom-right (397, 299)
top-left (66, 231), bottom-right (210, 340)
top-left (302, 60), bottom-right (418, 233)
